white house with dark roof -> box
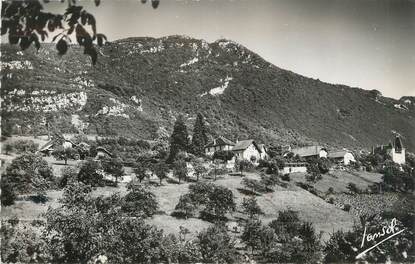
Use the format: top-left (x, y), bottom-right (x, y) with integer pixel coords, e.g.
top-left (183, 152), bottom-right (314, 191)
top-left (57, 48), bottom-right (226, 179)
top-left (204, 136), bottom-right (235, 156)
top-left (328, 150), bottom-right (355, 165)
top-left (290, 145), bottom-right (327, 159)
top-left (232, 139), bottom-right (262, 162)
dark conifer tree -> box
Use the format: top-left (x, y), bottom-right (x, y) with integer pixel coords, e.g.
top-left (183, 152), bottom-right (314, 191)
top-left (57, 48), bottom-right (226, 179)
top-left (168, 115), bottom-right (189, 162)
top-left (191, 113), bottom-right (208, 156)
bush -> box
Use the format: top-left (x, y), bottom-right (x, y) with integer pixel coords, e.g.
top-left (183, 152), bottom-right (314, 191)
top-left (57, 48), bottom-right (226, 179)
top-left (1, 178), bottom-right (17, 206)
top-left (174, 194), bottom-right (197, 219)
top-left (259, 173), bottom-right (279, 189)
top-left (235, 159), bottom-right (254, 175)
top-left (2, 153), bottom-right (54, 194)
top-left (346, 182), bottom-right (361, 194)
top-left (343, 204), bottom-right (351, 212)
top-left (77, 159), bottom-right (103, 187)
top-left (196, 224), bottom-right (238, 263)
top-left (58, 166), bottom-right (78, 188)
top-left (242, 196), bottom-right (264, 219)
top-left (242, 178), bottom-right (267, 193)
top-left (122, 184), bottom-right (158, 217)
top-left (8, 140), bottom-right (38, 154)
top-left (281, 173), bottom-right (290, 181)
top-left (204, 185), bottom-right (236, 219)
top-left (28, 192), bottom-right (49, 204)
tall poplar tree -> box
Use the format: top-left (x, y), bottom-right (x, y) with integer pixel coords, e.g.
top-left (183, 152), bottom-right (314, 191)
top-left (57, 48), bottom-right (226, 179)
top-left (168, 115), bottom-right (189, 162)
top-left (191, 113), bottom-right (208, 156)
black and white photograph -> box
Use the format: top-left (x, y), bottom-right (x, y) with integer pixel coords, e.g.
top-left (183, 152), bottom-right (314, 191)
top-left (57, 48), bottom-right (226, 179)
top-left (1, 0), bottom-right (414, 263)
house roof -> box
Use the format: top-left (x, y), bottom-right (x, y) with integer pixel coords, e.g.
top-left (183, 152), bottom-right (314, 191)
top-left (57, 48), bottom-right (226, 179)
top-left (232, 139), bottom-right (262, 153)
top-left (96, 147), bottom-right (113, 157)
top-left (328, 151), bottom-right (349, 159)
top-left (39, 139), bottom-right (58, 152)
top-left (205, 136), bottom-right (235, 148)
top-left (291, 146), bottom-right (326, 157)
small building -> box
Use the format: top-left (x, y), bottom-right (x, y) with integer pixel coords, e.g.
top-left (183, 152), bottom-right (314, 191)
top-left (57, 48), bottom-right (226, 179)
top-left (328, 150), bottom-right (356, 165)
top-left (204, 136), bottom-right (235, 156)
top-left (389, 137), bottom-right (406, 164)
top-left (280, 162), bottom-right (308, 174)
top-left (373, 136), bottom-right (406, 165)
top-left (39, 138), bottom-right (73, 156)
top-left (95, 147), bottom-right (113, 160)
top-left (232, 139), bottom-right (262, 162)
top-left (290, 146), bottom-right (327, 159)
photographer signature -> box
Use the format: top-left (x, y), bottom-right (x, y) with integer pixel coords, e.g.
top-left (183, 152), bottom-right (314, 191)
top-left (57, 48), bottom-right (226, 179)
top-left (356, 218), bottom-right (405, 259)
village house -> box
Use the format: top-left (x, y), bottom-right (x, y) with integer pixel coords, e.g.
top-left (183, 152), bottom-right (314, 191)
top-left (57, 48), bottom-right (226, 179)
top-left (204, 136), bottom-right (235, 156)
top-left (290, 145), bottom-right (327, 159)
top-left (373, 136), bottom-right (406, 165)
top-left (95, 146), bottom-right (113, 160)
top-left (280, 162), bottom-right (308, 174)
top-left (39, 137), bottom-right (74, 156)
top-left (328, 150), bottom-right (356, 165)
top-left (232, 139), bottom-right (262, 162)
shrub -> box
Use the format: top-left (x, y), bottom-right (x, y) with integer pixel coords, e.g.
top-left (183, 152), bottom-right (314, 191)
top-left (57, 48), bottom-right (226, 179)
top-left (173, 159), bottom-right (188, 183)
top-left (175, 194), bottom-right (197, 219)
top-left (242, 196), bottom-right (264, 219)
top-left (242, 178), bottom-right (267, 193)
top-left (2, 153), bottom-right (54, 194)
top-left (241, 219), bottom-right (263, 254)
top-left (9, 140), bottom-right (38, 154)
top-left (343, 204), bottom-right (351, 212)
top-left (196, 224), bottom-right (238, 263)
top-left (1, 178), bottom-right (17, 206)
top-left (269, 209), bottom-right (301, 239)
top-left (260, 173), bottom-right (279, 189)
top-left (77, 159), bottom-right (103, 187)
top-left (58, 166), bottom-right (78, 188)
top-left (28, 192), bottom-right (48, 204)
top-left (346, 182), bottom-right (361, 194)
top-left (122, 184), bottom-right (158, 217)
top-left (102, 157), bottom-right (125, 185)
top-left (281, 173), bottom-right (290, 181)
top-left (235, 159), bottom-right (254, 175)
top-left (188, 182), bottom-right (215, 205)
top-left (204, 185), bottom-right (236, 219)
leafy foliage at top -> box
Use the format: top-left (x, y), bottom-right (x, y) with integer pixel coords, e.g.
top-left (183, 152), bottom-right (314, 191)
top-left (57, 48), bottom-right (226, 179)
top-left (1, 0), bottom-right (160, 64)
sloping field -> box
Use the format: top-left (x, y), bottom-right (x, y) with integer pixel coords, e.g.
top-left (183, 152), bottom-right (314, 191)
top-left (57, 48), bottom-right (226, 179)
top-left (213, 173), bottom-right (356, 241)
top-left (289, 170), bottom-right (383, 193)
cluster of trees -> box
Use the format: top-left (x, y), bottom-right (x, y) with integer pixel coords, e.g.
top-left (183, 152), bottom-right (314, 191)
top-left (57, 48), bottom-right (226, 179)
top-left (241, 173), bottom-right (279, 194)
top-left (1, 153), bottom-right (54, 206)
top-left (168, 113), bottom-right (208, 162)
top-left (94, 136), bottom-right (151, 164)
top-left (1, 153), bottom-right (128, 206)
top-left (239, 209), bottom-right (322, 263)
top-left (0, 181), bottom-right (242, 264)
top-left (380, 161), bottom-right (414, 192)
top-left (3, 139), bottom-right (39, 155)
top-left (174, 182), bottom-right (236, 220)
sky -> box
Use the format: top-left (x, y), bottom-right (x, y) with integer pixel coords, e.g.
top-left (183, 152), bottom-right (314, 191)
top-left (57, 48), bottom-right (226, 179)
top-left (22, 0), bottom-right (415, 98)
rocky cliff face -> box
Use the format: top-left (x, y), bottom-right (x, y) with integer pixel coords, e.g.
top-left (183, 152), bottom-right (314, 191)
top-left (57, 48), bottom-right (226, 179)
top-left (2, 36), bottom-right (414, 151)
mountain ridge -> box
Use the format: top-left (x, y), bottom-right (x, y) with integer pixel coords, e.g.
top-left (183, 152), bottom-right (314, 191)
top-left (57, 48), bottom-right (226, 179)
top-left (1, 35), bottom-right (414, 151)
